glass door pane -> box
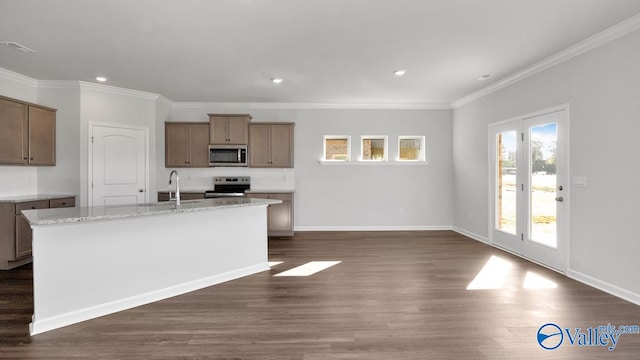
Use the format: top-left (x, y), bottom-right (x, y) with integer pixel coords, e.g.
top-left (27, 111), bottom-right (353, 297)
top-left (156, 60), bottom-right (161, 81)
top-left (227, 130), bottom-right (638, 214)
top-left (529, 123), bottom-right (557, 248)
top-left (496, 131), bottom-right (517, 235)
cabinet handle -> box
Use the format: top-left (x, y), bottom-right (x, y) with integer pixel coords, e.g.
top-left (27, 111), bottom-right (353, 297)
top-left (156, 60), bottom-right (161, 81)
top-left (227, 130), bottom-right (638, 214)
top-left (61, 202), bottom-right (66, 205)
top-left (23, 157), bottom-right (28, 160)
top-left (30, 157), bottom-right (34, 160)
top-left (31, 206), bottom-right (36, 209)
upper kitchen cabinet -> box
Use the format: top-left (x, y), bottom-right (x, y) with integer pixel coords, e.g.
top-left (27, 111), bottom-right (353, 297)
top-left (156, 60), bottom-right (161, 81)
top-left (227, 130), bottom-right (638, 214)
top-left (165, 122), bottom-right (210, 167)
top-left (208, 114), bottom-right (251, 144)
top-left (0, 96), bottom-right (56, 166)
top-left (248, 123), bottom-right (294, 168)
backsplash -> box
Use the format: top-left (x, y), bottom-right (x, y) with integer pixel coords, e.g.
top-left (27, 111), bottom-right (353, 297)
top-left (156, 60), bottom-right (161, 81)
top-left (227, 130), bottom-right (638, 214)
top-left (0, 167), bottom-right (37, 196)
top-left (158, 167), bottom-right (295, 191)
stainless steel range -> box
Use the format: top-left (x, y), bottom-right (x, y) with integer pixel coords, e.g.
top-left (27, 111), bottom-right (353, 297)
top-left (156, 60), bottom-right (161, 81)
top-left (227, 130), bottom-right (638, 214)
top-left (204, 176), bottom-right (251, 198)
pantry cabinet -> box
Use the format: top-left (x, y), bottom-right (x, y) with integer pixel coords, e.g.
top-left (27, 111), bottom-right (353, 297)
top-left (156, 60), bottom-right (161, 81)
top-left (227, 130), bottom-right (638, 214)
top-left (165, 122), bottom-right (210, 167)
top-left (208, 114), bottom-right (251, 145)
top-left (0, 95), bottom-right (56, 166)
top-left (248, 123), bottom-right (294, 168)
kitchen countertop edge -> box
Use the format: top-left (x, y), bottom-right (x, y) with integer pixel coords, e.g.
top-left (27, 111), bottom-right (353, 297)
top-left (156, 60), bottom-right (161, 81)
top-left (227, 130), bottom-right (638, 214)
top-left (0, 194), bottom-right (76, 203)
top-left (22, 198), bottom-right (281, 226)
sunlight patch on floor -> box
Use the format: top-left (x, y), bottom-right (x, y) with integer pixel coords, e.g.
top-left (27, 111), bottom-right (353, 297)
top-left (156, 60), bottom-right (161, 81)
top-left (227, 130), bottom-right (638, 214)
top-left (274, 261), bottom-right (341, 277)
top-left (523, 271), bottom-right (558, 289)
top-left (268, 261), bottom-right (283, 267)
top-left (467, 255), bottom-right (513, 290)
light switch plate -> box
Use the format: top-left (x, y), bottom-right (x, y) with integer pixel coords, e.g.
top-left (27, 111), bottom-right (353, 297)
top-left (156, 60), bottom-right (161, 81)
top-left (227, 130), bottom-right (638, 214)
top-left (572, 176), bottom-right (587, 188)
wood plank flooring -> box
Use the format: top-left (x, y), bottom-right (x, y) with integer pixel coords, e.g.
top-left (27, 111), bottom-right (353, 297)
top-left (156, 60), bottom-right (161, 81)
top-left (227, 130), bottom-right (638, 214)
top-left (1, 231), bottom-right (639, 359)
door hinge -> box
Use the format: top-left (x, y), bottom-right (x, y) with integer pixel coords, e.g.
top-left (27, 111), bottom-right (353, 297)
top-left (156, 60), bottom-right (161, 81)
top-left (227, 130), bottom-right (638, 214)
top-left (521, 233), bottom-right (524, 241)
top-left (521, 183), bottom-right (524, 191)
top-left (521, 133), bottom-right (524, 141)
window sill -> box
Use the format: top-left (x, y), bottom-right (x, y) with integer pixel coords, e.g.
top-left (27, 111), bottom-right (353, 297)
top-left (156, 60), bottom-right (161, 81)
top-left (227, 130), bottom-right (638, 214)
top-left (319, 160), bottom-right (428, 166)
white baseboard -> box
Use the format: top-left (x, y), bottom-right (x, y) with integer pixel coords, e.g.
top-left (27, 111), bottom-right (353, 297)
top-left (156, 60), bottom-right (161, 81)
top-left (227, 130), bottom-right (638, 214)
top-left (568, 269), bottom-right (640, 307)
top-left (294, 225), bottom-right (453, 232)
top-left (452, 227), bottom-right (489, 243)
top-left (30, 263), bottom-right (269, 335)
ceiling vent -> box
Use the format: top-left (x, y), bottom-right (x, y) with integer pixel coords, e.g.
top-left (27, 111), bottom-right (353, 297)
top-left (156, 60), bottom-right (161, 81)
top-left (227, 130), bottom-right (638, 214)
top-left (1, 41), bottom-right (36, 53)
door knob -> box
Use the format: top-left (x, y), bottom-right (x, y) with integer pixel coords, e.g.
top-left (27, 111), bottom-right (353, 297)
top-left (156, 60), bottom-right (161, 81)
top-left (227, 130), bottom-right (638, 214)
top-left (138, 189), bottom-right (144, 193)
top-left (555, 196), bottom-right (564, 202)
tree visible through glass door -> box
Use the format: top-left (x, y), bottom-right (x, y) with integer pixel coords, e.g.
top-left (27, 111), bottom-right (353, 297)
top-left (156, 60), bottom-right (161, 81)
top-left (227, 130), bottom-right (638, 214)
top-left (529, 123), bottom-right (557, 248)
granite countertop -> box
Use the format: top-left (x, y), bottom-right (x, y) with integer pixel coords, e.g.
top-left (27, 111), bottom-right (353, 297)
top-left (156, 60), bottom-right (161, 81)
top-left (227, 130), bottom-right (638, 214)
top-left (245, 189), bottom-right (295, 193)
top-left (22, 197), bottom-right (281, 226)
top-left (0, 194), bottom-right (76, 203)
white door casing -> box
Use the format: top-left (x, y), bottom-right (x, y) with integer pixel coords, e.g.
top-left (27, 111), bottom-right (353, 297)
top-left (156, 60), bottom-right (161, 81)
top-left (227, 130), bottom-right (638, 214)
top-left (89, 123), bottom-right (149, 207)
top-left (489, 105), bottom-right (569, 272)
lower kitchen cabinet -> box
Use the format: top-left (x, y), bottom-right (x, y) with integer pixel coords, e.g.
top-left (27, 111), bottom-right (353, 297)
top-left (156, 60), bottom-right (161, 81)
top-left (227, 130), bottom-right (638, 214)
top-left (245, 192), bottom-right (294, 237)
top-left (0, 195), bottom-right (76, 270)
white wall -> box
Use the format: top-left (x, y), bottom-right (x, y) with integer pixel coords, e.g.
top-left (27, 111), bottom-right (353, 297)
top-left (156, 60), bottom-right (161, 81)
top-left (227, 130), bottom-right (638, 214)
top-left (167, 106), bottom-right (453, 230)
top-left (452, 28), bottom-right (640, 301)
top-left (37, 84), bottom-right (81, 198)
top-left (0, 69), bottom-right (38, 196)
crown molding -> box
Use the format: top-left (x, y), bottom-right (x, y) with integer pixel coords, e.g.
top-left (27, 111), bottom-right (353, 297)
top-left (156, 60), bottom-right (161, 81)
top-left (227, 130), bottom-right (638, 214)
top-left (452, 13), bottom-right (640, 108)
top-left (172, 101), bottom-right (452, 110)
top-left (77, 81), bottom-right (162, 101)
top-left (0, 67), bottom-right (38, 88)
top-left (37, 80), bottom-right (81, 89)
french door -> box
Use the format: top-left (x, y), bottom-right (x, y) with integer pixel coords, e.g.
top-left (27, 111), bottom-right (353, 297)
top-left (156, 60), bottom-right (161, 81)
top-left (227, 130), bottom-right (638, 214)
top-left (489, 106), bottom-right (568, 272)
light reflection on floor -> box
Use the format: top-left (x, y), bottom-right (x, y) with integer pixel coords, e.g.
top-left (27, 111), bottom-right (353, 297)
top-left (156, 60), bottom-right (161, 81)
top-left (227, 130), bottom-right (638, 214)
top-left (467, 255), bottom-right (557, 290)
top-left (274, 261), bottom-right (341, 277)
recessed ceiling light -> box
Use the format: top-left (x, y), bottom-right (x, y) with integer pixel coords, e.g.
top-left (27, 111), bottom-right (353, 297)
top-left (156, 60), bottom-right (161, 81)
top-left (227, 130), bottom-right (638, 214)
top-left (393, 69), bottom-right (407, 76)
top-left (476, 74), bottom-right (492, 81)
top-left (96, 76), bottom-right (107, 82)
top-left (271, 77), bottom-right (284, 84)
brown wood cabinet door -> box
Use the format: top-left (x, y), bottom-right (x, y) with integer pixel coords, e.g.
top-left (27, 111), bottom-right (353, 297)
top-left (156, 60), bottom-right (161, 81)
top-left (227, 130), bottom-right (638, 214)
top-left (15, 214), bottom-right (32, 259)
top-left (269, 124), bottom-right (294, 168)
top-left (227, 117), bottom-right (249, 144)
top-left (188, 123), bottom-right (210, 167)
top-left (28, 106), bottom-right (56, 165)
top-left (0, 98), bottom-right (28, 164)
top-left (209, 117), bottom-right (229, 144)
top-left (245, 192), bottom-right (294, 236)
top-left (165, 124), bottom-right (190, 167)
top-left (248, 124), bottom-right (271, 167)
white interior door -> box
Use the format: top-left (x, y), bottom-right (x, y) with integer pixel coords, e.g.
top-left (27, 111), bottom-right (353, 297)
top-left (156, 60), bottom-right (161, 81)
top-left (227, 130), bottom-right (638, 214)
top-left (489, 107), bottom-right (568, 271)
top-left (90, 124), bottom-right (148, 207)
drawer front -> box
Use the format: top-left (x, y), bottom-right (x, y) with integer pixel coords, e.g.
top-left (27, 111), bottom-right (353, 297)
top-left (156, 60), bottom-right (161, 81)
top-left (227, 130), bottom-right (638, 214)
top-left (15, 200), bottom-right (50, 214)
top-left (50, 197), bottom-right (75, 208)
top-left (248, 193), bottom-right (292, 202)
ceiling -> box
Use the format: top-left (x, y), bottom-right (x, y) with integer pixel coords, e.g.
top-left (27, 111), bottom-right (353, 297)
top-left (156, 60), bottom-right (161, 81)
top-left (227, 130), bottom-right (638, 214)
top-left (2, 0), bottom-right (640, 105)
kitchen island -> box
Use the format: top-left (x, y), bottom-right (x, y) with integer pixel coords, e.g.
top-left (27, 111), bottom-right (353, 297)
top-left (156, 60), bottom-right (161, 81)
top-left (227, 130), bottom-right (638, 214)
top-left (22, 197), bottom-right (279, 335)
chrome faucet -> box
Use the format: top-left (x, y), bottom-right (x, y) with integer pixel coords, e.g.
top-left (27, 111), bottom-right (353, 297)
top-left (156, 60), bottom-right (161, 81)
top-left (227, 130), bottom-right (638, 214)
top-left (168, 170), bottom-right (181, 205)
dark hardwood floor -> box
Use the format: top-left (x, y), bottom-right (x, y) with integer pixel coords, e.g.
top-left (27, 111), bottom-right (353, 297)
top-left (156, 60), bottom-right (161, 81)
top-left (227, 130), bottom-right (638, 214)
top-left (1, 231), bottom-right (639, 359)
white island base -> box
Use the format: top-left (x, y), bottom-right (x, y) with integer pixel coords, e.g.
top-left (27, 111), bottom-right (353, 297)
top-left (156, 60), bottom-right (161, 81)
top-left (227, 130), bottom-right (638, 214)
top-left (26, 200), bottom-right (273, 335)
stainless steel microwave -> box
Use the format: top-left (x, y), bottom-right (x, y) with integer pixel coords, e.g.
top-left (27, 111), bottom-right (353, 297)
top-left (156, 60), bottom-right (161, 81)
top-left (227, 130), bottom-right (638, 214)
top-left (208, 144), bottom-right (248, 167)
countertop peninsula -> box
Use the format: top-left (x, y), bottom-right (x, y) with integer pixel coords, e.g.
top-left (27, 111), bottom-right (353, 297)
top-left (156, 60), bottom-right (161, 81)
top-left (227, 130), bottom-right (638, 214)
top-left (22, 197), bottom-right (280, 226)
